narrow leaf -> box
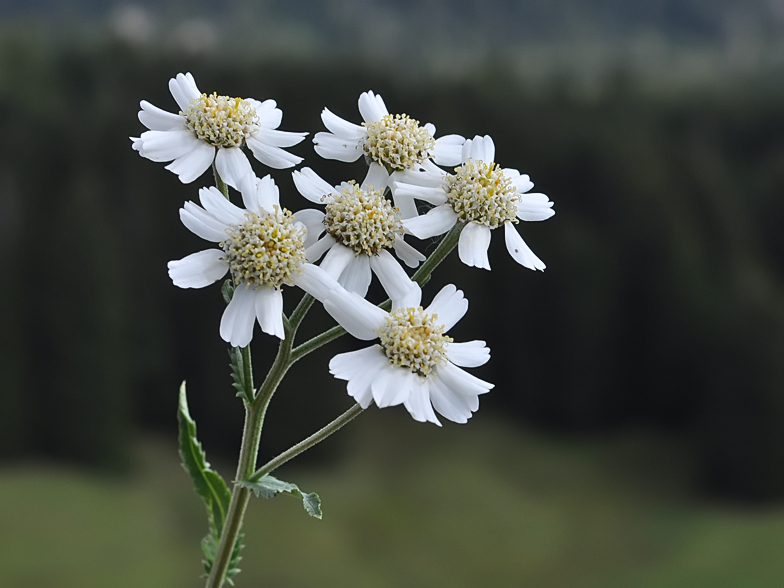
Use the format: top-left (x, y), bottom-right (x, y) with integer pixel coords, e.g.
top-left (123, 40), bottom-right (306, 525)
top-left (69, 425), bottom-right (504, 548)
top-left (239, 475), bottom-right (323, 519)
top-left (177, 382), bottom-right (232, 534)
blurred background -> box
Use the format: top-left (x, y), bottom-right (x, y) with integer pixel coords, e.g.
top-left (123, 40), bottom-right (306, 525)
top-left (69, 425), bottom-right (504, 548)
top-left (1, 0), bottom-right (784, 586)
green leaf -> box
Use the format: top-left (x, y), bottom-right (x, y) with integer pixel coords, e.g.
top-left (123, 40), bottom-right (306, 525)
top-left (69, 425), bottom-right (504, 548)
top-left (221, 279), bottom-right (234, 304)
top-left (239, 475), bottom-right (323, 519)
top-left (228, 347), bottom-right (254, 402)
top-left (177, 382), bottom-right (232, 535)
top-left (201, 531), bottom-right (244, 584)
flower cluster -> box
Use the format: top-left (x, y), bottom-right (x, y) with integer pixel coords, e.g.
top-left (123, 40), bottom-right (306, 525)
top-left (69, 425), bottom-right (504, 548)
top-left (134, 73), bottom-right (555, 425)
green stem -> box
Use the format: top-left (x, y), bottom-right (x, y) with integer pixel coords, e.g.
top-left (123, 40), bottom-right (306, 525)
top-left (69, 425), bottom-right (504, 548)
top-left (249, 403), bottom-right (365, 483)
top-left (213, 161), bottom-right (230, 199)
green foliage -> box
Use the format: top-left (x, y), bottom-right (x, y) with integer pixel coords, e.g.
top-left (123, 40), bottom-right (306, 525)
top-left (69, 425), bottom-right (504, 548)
top-left (177, 383), bottom-right (243, 580)
top-left (228, 348), bottom-right (254, 403)
top-left (239, 475), bottom-right (323, 519)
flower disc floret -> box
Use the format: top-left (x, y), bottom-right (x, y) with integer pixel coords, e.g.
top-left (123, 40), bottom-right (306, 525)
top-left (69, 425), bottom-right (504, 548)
top-left (445, 159), bottom-right (520, 229)
top-left (221, 207), bottom-right (306, 289)
top-left (324, 182), bottom-right (403, 256)
top-left (377, 307), bottom-right (452, 377)
top-left (183, 92), bottom-right (259, 148)
top-left (363, 114), bottom-right (435, 172)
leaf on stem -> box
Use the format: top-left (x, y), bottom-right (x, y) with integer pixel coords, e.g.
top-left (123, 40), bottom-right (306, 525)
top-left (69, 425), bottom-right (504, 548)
top-left (239, 475), bottom-right (323, 519)
top-left (177, 382), bottom-right (242, 578)
top-left (228, 347), bottom-right (254, 402)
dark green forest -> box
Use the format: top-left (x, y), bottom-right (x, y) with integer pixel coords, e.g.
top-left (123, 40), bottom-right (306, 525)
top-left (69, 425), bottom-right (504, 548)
top-left (1, 33), bottom-right (783, 502)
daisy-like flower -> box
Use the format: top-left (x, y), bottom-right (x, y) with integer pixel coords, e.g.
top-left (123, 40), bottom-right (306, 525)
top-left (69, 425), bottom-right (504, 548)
top-left (324, 282), bottom-right (493, 425)
top-left (167, 173), bottom-right (339, 347)
top-left (313, 90), bottom-right (465, 215)
top-left (132, 72), bottom-right (306, 189)
top-left (395, 135), bottom-right (555, 271)
top-left (291, 167), bottom-right (424, 301)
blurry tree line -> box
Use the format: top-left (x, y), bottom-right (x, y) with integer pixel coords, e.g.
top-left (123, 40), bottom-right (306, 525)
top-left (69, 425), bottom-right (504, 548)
top-left (0, 33), bottom-right (783, 501)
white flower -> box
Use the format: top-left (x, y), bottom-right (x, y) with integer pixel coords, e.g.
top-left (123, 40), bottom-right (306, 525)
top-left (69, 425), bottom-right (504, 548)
top-left (312, 90), bottom-right (465, 215)
top-left (167, 173), bottom-right (339, 346)
top-left (132, 72), bottom-right (307, 189)
top-left (291, 167), bottom-right (423, 302)
top-left (325, 282), bottom-right (493, 425)
top-left (395, 135), bottom-right (555, 271)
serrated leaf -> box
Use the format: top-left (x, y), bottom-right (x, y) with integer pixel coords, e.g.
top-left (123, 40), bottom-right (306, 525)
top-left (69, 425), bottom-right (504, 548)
top-left (239, 475), bottom-right (323, 519)
top-left (221, 279), bottom-right (235, 304)
top-left (228, 347), bottom-right (254, 403)
top-left (177, 382), bottom-right (232, 534)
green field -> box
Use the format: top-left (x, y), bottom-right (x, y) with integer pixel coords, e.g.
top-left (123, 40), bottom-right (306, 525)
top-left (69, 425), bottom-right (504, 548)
top-left (1, 411), bottom-right (783, 588)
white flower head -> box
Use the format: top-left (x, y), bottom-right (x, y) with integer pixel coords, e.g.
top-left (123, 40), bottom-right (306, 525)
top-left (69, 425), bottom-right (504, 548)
top-left (312, 90), bottom-right (465, 199)
top-left (395, 135), bottom-right (555, 271)
top-left (132, 72), bottom-right (307, 189)
top-left (167, 173), bottom-right (339, 346)
top-left (325, 282), bottom-right (493, 425)
top-left (291, 167), bottom-right (424, 303)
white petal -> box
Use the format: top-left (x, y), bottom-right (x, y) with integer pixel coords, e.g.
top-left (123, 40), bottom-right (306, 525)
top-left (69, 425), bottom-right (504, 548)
top-left (253, 99), bottom-right (282, 129)
top-left (254, 287), bottom-right (285, 339)
top-left (199, 187), bottom-right (247, 226)
top-left (371, 362), bottom-right (410, 407)
top-left (321, 108), bottom-right (366, 140)
top-left (313, 132), bottom-right (363, 163)
top-left (254, 127), bottom-right (307, 148)
top-left (136, 129), bottom-right (201, 162)
top-left (510, 172), bottom-right (534, 193)
top-left (445, 341), bottom-right (490, 367)
top-left (246, 136), bottom-right (303, 169)
top-left (220, 285), bottom-right (258, 347)
top-left (402, 205), bottom-right (458, 239)
top-left (428, 375), bottom-right (474, 424)
top-left (458, 222), bottom-right (492, 270)
top-left (255, 174), bottom-right (280, 212)
top-left (392, 192), bottom-right (419, 221)
top-left (392, 235), bottom-right (426, 268)
top-left (504, 222), bottom-right (545, 271)
top-left (292, 263), bottom-right (342, 302)
top-left (329, 346), bottom-right (388, 408)
top-left (339, 254), bottom-right (372, 297)
top-left (436, 361), bottom-right (494, 397)
top-left (323, 289), bottom-right (387, 340)
top-left (293, 208), bottom-right (326, 248)
top-left (138, 100), bottom-right (183, 131)
top-left (168, 72), bottom-right (201, 111)
top-left (182, 200), bottom-right (229, 232)
top-left (358, 90), bottom-right (388, 122)
top-left (292, 167), bottom-right (335, 204)
top-left (215, 147), bottom-right (253, 190)
top-left (392, 159), bottom-right (447, 188)
top-left (305, 235), bottom-right (337, 263)
top-left (515, 193), bottom-right (555, 221)
top-left (180, 203), bottom-right (228, 242)
top-left (432, 134), bottom-right (465, 166)
top-left (167, 249), bottom-right (227, 288)
top-left (392, 183), bottom-right (447, 205)
top-left (403, 377), bottom-right (441, 425)
top-left (463, 135), bottom-right (495, 163)
top-left (164, 141), bottom-right (215, 184)
top-left (361, 162), bottom-right (389, 191)
top-left (320, 243), bottom-right (355, 279)
top-left (237, 172), bottom-right (260, 212)
top-left (424, 284), bottom-right (468, 332)
top-left (369, 250), bottom-right (420, 304)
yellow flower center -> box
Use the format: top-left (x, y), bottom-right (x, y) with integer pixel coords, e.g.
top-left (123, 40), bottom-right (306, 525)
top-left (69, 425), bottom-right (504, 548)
top-left (324, 182), bottom-right (402, 256)
top-left (377, 307), bottom-right (452, 377)
top-left (221, 207), bottom-right (306, 289)
top-left (363, 114), bottom-right (435, 172)
top-left (182, 93), bottom-right (258, 148)
top-left (445, 159), bottom-right (520, 229)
